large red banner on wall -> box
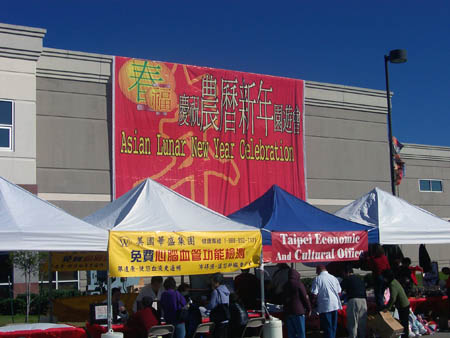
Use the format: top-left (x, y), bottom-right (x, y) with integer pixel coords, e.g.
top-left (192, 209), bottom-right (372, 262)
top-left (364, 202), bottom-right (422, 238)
top-left (113, 56), bottom-right (306, 215)
top-left (272, 231), bottom-right (368, 263)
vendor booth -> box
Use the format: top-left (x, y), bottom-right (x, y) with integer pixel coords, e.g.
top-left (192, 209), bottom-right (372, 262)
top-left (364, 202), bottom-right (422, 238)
top-left (84, 178), bottom-right (262, 278)
top-left (84, 178), bottom-right (263, 333)
top-left (335, 187), bottom-right (450, 333)
top-left (228, 184), bottom-right (375, 263)
top-left (228, 185), bottom-right (374, 335)
top-left (334, 187), bottom-right (450, 244)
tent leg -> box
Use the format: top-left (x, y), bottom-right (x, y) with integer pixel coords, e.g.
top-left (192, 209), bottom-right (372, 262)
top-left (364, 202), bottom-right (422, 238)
top-left (260, 253), bottom-right (265, 318)
top-left (107, 270), bottom-right (112, 331)
top-left (48, 253), bottom-right (54, 323)
top-left (8, 275), bottom-right (14, 323)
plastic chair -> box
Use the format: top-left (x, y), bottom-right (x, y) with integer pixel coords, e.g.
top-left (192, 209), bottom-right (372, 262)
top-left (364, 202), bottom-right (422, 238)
top-left (193, 322), bottom-right (215, 338)
top-left (240, 317), bottom-right (265, 338)
top-left (148, 324), bottom-right (175, 338)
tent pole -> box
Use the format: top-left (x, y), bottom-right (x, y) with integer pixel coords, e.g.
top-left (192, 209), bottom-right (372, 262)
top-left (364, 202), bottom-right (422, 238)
top-left (260, 252), bottom-right (265, 318)
top-left (106, 229), bottom-right (112, 331)
top-left (107, 269), bottom-right (112, 331)
top-left (48, 253), bottom-right (54, 322)
top-left (8, 275), bottom-right (14, 323)
top-left (106, 270), bottom-right (112, 332)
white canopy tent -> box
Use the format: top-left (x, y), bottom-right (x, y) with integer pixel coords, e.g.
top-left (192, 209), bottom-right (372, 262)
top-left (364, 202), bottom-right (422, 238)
top-left (85, 178), bottom-right (257, 232)
top-left (85, 178), bottom-right (263, 330)
top-left (334, 187), bottom-right (450, 244)
top-left (0, 176), bottom-right (108, 252)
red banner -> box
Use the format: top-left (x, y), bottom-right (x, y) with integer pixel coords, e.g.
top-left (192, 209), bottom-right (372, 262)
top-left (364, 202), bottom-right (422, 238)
top-left (271, 231), bottom-right (368, 263)
top-left (114, 56), bottom-right (305, 214)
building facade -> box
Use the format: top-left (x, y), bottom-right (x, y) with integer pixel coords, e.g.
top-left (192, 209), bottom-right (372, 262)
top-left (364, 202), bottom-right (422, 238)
top-left (1, 22), bottom-right (449, 290)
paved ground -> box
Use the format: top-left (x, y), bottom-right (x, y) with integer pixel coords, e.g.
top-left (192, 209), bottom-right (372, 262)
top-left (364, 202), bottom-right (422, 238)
top-left (305, 330), bottom-right (450, 337)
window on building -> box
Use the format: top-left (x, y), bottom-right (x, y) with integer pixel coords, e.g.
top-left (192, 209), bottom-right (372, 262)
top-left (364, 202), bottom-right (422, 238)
top-left (0, 100), bottom-right (14, 150)
top-left (40, 270), bottom-right (79, 290)
top-left (419, 179), bottom-right (443, 192)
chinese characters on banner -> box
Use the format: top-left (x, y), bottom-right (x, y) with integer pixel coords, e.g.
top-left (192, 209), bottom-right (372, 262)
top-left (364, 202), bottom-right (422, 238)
top-left (41, 252), bottom-right (107, 272)
top-left (114, 56), bottom-right (306, 215)
top-left (109, 231), bottom-right (262, 277)
top-left (271, 231), bottom-right (368, 263)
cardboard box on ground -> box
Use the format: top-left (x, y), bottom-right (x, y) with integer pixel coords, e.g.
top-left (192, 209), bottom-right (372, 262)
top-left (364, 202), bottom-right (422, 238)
top-left (367, 311), bottom-right (403, 338)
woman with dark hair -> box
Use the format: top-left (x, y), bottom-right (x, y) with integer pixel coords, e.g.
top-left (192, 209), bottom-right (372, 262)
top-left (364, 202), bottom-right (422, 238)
top-left (207, 273), bottom-right (230, 338)
top-left (366, 244), bottom-right (390, 308)
top-left (382, 269), bottom-right (410, 338)
top-left (160, 277), bottom-right (187, 338)
top-left (124, 296), bottom-right (158, 338)
top-left (283, 267), bottom-right (311, 338)
top-left (228, 293), bottom-right (249, 338)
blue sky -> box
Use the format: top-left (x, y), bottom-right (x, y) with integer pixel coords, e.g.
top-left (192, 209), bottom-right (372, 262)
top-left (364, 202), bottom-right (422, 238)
top-left (2, 1), bottom-right (450, 146)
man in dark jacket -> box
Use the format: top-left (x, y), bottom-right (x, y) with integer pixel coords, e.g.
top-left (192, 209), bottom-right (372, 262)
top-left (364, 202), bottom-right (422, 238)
top-left (283, 268), bottom-right (311, 338)
top-left (234, 269), bottom-right (259, 310)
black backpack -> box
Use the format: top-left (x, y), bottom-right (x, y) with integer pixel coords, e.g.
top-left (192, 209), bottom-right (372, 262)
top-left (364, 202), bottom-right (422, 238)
top-left (210, 291), bottom-right (230, 323)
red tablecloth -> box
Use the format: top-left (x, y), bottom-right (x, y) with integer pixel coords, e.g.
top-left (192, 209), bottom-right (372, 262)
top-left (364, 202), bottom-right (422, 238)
top-left (0, 326), bottom-right (86, 338)
top-left (409, 295), bottom-right (448, 313)
top-left (200, 310), bottom-right (260, 323)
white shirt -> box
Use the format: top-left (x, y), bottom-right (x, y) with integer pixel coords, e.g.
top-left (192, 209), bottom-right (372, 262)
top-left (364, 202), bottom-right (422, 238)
top-left (132, 284), bottom-right (165, 312)
top-left (311, 271), bottom-right (342, 314)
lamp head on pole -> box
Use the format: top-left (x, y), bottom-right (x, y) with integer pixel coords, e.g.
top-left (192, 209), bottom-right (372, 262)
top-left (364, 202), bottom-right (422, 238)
top-left (387, 49), bottom-right (407, 64)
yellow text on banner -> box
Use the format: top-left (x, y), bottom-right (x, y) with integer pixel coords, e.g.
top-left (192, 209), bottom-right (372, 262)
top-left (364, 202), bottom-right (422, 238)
top-left (41, 252), bottom-right (107, 272)
top-left (108, 231), bottom-right (262, 277)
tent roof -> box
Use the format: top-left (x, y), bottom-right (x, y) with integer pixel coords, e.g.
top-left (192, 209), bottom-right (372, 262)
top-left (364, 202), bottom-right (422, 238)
top-left (334, 187), bottom-right (450, 244)
top-left (84, 178), bottom-right (257, 232)
top-left (228, 185), bottom-right (375, 245)
top-left (0, 177), bottom-right (108, 251)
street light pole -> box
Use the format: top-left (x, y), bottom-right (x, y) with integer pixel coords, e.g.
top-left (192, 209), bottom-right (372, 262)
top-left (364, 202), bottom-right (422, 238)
top-left (384, 49), bottom-right (407, 196)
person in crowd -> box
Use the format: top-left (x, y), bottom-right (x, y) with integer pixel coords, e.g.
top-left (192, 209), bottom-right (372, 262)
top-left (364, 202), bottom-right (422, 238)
top-left (391, 258), bottom-right (403, 280)
top-left (102, 287), bottom-right (128, 322)
top-left (311, 265), bottom-right (342, 338)
top-left (270, 263), bottom-right (290, 304)
top-left (160, 277), bottom-right (187, 338)
top-left (178, 282), bottom-right (191, 303)
top-left (442, 267), bottom-right (450, 324)
top-left (133, 276), bottom-right (164, 312)
top-left (110, 287), bottom-right (128, 323)
top-left (398, 257), bottom-right (423, 296)
top-left (283, 267), bottom-right (311, 338)
top-left (423, 261), bottom-right (440, 287)
top-left (228, 293), bottom-right (249, 338)
top-left (125, 296), bottom-right (158, 338)
top-left (234, 269), bottom-right (259, 310)
top-left (340, 266), bottom-right (367, 338)
top-left (365, 244), bottom-right (390, 309)
top-left (443, 267), bottom-right (450, 291)
top-left (185, 296), bottom-right (202, 338)
top-left (382, 269), bottom-right (410, 338)
top-left (402, 257), bottom-right (423, 286)
top-left (207, 273), bottom-right (230, 338)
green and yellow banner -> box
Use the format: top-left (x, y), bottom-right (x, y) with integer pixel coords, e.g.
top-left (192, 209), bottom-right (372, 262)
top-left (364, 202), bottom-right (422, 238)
top-left (109, 231), bottom-right (262, 277)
